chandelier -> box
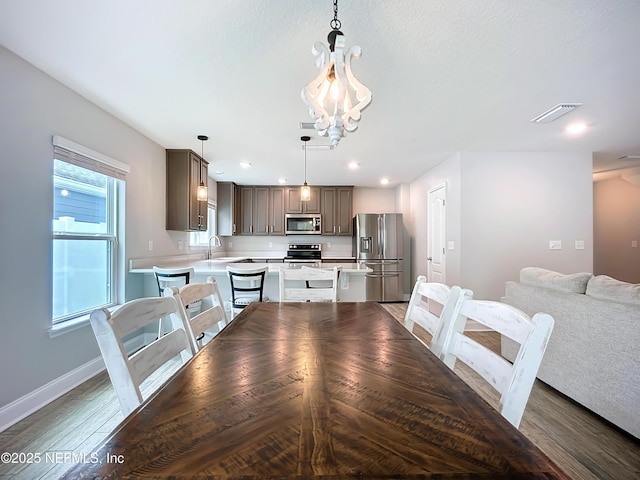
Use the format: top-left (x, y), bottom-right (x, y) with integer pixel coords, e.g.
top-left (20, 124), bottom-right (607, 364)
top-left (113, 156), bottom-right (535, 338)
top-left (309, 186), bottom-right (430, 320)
top-left (301, 0), bottom-right (372, 146)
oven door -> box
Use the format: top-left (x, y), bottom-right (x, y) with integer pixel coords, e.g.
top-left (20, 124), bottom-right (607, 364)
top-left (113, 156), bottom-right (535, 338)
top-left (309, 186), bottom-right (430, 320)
top-left (285, 214), bottom-right (321, 235)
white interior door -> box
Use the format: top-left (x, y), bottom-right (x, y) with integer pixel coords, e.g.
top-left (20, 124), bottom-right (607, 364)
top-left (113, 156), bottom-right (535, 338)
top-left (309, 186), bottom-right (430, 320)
top-left (427, 183), bottom-right (446, 283)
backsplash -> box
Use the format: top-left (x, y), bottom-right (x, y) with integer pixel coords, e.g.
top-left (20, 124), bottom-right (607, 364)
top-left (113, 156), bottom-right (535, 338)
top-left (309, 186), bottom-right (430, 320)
top-left (224, 235), bottom-right (354, 257)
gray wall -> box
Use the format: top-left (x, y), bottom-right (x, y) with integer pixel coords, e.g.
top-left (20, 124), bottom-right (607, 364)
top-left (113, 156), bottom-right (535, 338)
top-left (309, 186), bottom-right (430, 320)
top-left (0, 46), bottom-right (189, 410)
top-left (594, 176), bottom-right (640, 283)
top-left (408, 151), bottom-right (593, 301)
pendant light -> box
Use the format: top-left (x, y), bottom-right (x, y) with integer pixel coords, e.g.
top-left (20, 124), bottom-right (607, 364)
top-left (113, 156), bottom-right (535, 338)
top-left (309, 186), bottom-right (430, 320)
top-left (300, 135), bottom-right (311, 202)
top-left (197, 135), bottom-right (208, 202)
top-left (301, 0), bottom-right (372, 146)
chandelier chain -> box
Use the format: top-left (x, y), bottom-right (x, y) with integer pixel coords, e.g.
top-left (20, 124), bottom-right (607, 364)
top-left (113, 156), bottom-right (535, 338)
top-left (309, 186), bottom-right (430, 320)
top-left (330, 0), bottom-right (341, 31)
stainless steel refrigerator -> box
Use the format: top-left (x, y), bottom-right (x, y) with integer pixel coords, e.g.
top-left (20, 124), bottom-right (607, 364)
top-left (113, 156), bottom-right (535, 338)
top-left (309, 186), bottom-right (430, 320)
top-left (354, 213), bottom-right (404, 302)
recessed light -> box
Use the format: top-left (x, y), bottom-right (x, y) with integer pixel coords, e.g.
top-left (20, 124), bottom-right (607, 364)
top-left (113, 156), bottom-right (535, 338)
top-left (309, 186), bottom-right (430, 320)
top-left (278, 178), bottom-right (287, 184)
top-left (348, 162), bottom-right (359, 170)
top-left (240, 162), bottom-right (252, 169)
top-left (380, 178), bottom-right (389, 185)
top-left (565, 123), bottom-right (587, 135)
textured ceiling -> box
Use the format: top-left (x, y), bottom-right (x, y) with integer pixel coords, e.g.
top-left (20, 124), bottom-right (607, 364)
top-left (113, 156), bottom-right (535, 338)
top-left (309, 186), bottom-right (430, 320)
top-left (2, 0), bottom-right (640, 187)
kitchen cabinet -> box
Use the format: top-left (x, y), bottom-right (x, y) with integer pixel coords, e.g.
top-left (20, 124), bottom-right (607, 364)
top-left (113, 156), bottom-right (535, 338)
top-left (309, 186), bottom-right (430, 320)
top-left (239, 186), bottom-right (284, 235)
top-left (320, 186), bottom-right (353, 236)
top-left (217, 182), bottom-right (240, 236)
top-left (268, 187), bottom-right (286, 235)
top-left (239, 186), bottom-right (257, 235)
top-left (285, 186), bottom-right (321, 214)
top-left (166, 149), bottom-right (208, 231)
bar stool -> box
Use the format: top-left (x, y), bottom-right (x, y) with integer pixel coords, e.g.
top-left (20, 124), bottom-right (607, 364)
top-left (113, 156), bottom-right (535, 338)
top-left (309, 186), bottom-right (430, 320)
top-left (152, 266), bottom-right (200, 337)
top-left (226, 266), bottom-right (269, 318)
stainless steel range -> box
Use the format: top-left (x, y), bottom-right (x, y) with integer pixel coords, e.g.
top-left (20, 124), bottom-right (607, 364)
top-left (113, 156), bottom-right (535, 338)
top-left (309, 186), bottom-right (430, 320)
top-left (284, 243), bottom-right (322, 267)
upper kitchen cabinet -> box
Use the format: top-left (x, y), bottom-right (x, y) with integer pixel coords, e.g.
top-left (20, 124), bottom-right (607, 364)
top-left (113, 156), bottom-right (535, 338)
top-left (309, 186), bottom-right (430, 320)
top-left (321, 187), bottom-right (353, 236)
top-left (285, 186), bottom-right (320, 214)
top-left (217, 182), bottom-right (240, 236)
top-left (268, 187), bottom-right (286, 235)
top-left (166, 149), bottom-right (208, 231)
top-left (239, 186), bottom-right (285, 235)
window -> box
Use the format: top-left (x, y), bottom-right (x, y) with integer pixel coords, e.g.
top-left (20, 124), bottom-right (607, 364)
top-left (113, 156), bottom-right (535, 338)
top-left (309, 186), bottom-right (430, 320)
top-left (190, 202), bottom-right (217, 247)
top-left (52, 136), bottom-right (128, 325)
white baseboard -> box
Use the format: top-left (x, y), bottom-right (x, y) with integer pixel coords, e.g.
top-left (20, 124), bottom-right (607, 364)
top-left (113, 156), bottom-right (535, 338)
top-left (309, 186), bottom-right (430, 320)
top-left (0, 333), bottom-right (149, 433)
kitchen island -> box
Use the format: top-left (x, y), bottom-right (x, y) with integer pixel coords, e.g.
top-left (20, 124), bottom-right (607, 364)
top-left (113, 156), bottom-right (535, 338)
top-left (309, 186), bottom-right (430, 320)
top-left (129, 257), bottom-right (372, 303)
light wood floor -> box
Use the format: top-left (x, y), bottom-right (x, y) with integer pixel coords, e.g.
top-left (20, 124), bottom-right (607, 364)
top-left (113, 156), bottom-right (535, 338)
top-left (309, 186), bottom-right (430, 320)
top-left (0, 303), bottom-right (638, 479)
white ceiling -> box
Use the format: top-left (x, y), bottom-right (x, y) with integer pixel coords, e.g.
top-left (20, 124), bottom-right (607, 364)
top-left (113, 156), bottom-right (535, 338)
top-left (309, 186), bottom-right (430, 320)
top-left (2, 0), bottom-right (640, 187)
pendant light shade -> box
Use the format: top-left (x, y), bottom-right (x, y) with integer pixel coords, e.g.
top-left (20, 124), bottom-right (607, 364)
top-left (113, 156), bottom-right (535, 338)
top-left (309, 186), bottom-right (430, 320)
top-left (197, 135), bottom-right (208, 202)
top-left (301, 136), bottom-right (311, 202)
top-left (301, 0), bottom-right (371, 146)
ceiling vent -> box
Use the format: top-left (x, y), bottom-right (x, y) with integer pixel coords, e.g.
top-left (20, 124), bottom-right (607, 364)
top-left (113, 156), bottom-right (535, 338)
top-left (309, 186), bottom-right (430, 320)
top-left (619, 155), bottom-right (640, 160)
top-left (531, 103), bottom-right (582, 123)
top-left (299, 122), bottom-right (316, 129)
top-left (301, 144), bottom-right (335, 151)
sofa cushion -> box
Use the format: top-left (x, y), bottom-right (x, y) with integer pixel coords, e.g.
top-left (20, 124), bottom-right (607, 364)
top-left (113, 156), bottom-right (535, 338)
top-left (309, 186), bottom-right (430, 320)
top-left (519, 267), bottom-right (592, 294)
top-left (586, 275), bottom-right (640, 306)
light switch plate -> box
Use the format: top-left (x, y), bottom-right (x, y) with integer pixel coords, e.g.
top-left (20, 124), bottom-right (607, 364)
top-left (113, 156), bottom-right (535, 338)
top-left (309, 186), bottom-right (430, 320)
top-left (575, 240), bottom-right (584, 250)
top-left (447, 241), bottom-right (455, 250)
top-left (549, 240), bottom-right (562, 250)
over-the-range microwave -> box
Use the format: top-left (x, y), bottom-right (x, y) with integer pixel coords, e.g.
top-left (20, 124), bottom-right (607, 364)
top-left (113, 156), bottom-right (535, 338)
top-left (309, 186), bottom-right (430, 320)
top-left (285, 214), bottom-right (321, 235)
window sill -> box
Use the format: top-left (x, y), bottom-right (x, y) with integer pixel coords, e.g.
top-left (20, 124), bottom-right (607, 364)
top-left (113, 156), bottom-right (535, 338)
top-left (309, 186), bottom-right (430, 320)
top-left (48, 305), bottom-right (121, 338)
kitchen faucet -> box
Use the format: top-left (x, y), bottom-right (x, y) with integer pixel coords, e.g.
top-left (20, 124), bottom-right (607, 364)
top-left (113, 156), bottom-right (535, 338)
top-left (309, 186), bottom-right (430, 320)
top-left (207, 235), bottom-right (222, 259)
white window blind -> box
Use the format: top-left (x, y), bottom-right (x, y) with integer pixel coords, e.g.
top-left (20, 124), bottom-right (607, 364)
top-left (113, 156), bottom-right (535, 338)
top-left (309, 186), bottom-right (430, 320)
top-left (52, 135), bottom-right (130, 180)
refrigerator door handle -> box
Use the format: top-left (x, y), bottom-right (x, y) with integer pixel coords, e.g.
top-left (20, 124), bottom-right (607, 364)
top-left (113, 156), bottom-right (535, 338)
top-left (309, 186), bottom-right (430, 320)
top-left (378, 215), bottom-right (383, 257)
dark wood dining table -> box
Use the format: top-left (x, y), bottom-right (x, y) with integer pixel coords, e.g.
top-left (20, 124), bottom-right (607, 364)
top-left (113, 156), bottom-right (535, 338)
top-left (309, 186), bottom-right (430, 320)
top-left (63, 301), bottom-right (570, 479)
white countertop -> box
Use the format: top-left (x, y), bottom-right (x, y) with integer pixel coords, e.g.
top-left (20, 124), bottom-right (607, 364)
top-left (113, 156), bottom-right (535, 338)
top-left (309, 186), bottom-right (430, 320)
top-left (130, 260), bottom-right (370, 275)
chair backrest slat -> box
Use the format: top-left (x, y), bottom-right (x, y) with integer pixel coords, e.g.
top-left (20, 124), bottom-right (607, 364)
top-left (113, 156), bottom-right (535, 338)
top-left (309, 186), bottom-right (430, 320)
top-left (128, 328), bottom-right (192, 386)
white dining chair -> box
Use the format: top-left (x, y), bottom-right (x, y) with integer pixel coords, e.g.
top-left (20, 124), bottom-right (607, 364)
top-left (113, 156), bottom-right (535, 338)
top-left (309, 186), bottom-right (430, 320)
top-left (439, 292), bottom-right (555, 428)
top-left (279, 266), bottom-right (339, 302)
top-left (165, 276), bottom-right (228, 352)
top-left (152, 266), bottom-right (200, 337)
top-left (89, 296), bottom-right (194, 418)
top-left (403, 275), bottom-right (470, 357)
top-left (226, 265), bottom-right (269, 318)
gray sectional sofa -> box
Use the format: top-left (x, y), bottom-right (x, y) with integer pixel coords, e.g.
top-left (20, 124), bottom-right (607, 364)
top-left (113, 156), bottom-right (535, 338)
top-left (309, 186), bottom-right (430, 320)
top-left (501, 267), bottom-right (640, 439)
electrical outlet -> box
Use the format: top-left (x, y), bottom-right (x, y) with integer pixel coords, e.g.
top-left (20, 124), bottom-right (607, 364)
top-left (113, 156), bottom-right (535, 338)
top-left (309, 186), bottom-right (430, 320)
top-left (549, 240), bottom-right (562, 250)
top-left (178, 240), bottom-right (184, 250)
top-left (632, 240), bottom-right (638, 248)
top-left (268, 242), bottom-right (273, 248)
top-left (148, 240), bottom-right (153, 251)
top-left (228, 241), bottom-right (232, 248)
